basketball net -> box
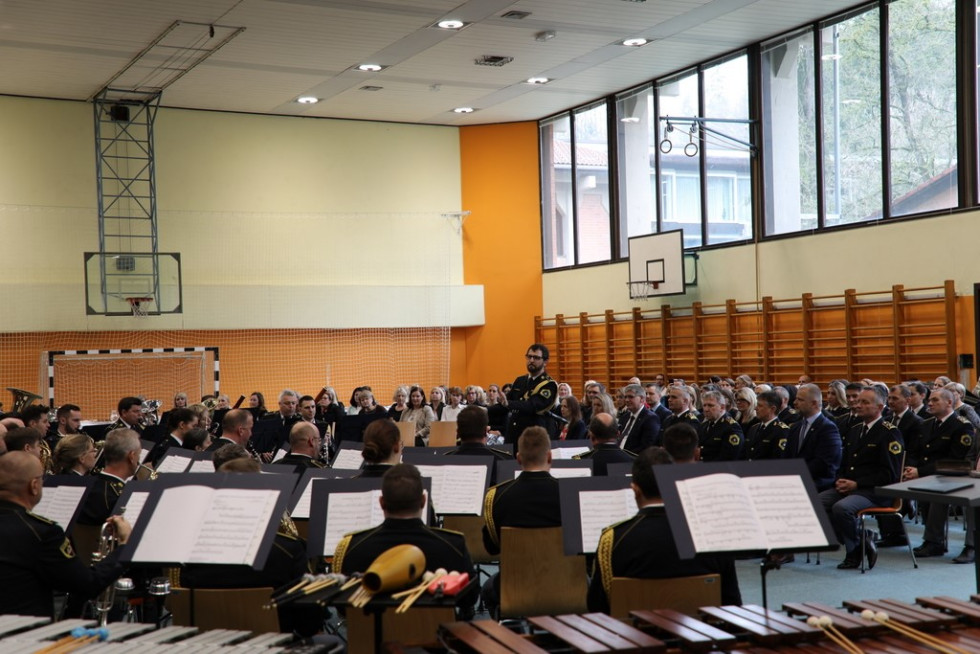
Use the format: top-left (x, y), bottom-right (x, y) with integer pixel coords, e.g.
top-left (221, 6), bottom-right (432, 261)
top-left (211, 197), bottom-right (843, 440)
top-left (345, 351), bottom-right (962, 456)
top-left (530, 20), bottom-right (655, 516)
top-left (125, 297), bottom-right (153, 318)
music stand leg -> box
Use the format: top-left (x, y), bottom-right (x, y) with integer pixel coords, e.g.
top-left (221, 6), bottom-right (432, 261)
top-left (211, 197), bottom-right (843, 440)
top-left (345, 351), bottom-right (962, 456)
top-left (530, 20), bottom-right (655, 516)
top-left (760, 558), bottom-right (781, 611)
top-left (973, 506), bottom-right (980, 593)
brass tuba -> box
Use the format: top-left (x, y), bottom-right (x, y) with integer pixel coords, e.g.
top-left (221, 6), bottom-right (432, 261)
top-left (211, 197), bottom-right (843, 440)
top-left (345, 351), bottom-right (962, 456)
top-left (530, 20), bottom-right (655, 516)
top-left (6, 387), bottom-right (42, 414)
top-left (140, 399), bottom-right (162, 426)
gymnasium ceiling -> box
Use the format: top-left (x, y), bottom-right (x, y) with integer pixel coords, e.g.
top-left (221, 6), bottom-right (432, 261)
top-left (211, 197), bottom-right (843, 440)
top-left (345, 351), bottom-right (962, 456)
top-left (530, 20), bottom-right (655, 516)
top-left (0, 0), bottom-right (861, 126)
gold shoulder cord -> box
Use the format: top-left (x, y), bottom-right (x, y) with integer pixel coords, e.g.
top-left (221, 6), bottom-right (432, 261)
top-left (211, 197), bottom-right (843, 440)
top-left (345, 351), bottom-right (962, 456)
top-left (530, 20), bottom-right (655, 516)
top-left (483, 487), bottom-right (498, 547)
top-left (333, 534), bottom-right (352, 571)
top-left (596, 528), bottom-right (614, 597)
top-left (279, 511), bottom-right (300, 539)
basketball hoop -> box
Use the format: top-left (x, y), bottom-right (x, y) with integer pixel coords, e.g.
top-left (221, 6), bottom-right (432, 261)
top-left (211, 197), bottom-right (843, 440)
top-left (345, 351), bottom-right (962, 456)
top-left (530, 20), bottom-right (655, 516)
top-left (628, 281), bottom-right (660, 299)
top-left (125, 297), bottom-right (153, 318)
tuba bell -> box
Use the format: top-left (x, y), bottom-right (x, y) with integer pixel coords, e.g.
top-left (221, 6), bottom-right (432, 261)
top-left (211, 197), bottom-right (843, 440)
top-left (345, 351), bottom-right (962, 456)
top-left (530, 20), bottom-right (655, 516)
top-left (140, 399), bottom-right (162, 426)
top-left (6, 387), bottom-right (43, 414)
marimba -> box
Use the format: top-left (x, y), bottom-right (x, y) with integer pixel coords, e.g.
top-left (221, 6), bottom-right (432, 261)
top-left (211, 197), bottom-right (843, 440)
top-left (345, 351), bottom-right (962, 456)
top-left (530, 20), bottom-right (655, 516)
top-left (437, 596), bottom-right (980, 652)
top-left (0, 615), bottom-right (303, 652)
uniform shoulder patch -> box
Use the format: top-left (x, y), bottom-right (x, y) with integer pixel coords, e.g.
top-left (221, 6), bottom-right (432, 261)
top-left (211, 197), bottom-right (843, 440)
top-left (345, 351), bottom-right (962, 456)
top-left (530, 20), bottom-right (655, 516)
top-left (888, 440), bottom-right (902, 455)
top-left (957, 416), bottom-right (972, 425)
top-left (541, 389), bottom-right (552, 399)
top-left (724, 417), bottom-right (737, 425)
top-left (775, 421), bottom-right (789, 429)
top-left (883, 421), bottom-right (897, 430)
top-left (961, 434), bottom-right (973, 447)
top-left (26, 511), bottom-right (55, 525)
top-left (728, 434), bottom-right (741, 446)
top-left (777, 438), bottom-right (787, 451)
top-left (60, 538), bottom-right (76, 558)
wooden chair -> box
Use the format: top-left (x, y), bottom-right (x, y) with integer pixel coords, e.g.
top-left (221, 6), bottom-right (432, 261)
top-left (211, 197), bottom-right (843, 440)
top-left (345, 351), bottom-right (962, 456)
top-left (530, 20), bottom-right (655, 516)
top-left (167, 587), bottom-right (280, 633)
top-left (499, 527), bottom-right (587, 619)
top-left (442, 515), bottom-right (495, 566)
top-left (609, 575), bottom-right (721, 620)
top-left (428, 421), bottom-right (457, 447)
top-left (858, 497), bottom-right (918, 573)
top-left (346, 605), bottom-right (455, 652)
top-left (396, 422), bottom-right (416, 448)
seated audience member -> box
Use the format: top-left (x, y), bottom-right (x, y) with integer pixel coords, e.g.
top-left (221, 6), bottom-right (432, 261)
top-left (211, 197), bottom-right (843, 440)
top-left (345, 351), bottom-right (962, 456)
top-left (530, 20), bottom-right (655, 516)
top-left (445, 406), bottom-right (513, 484)
top-left (481, 427), bottom-right (562, 615)
top-left (51, 434), bottom-right (97, 476)
top-left (662, 385), bottom-right (701, 431)
top-left (618, 384), bottom-right (661, 452)
top-left (429, 386), bottom-right (447, 420)
top-left (587, 447), bottom-right (741, 613)
top-left (357, 419), bottom-right (402, 478)
top-left (442, 386), bottom-right (465, 422)
top-left (819, 387), bottom-right (902, 570)
top-left (590, 393), bottom-right (617, 424)
top-left (698, 390), bottom-right (744, 461)
top-left (178, 456), bottom-right (319, 636)
top-left (663, 423), bottom-right (700, 463)
top-left (733, 388), bottom-right (759, 431)
top-left (558, 395), bottom-right (587, 442)
top-left (946, 382), bottom-right (980, 430)
top-left (400, 385), bottom-right (436, 446)
top-left (76, 429), bottom-right (140, 527)
top-left (0, 452), bottom-right (132, 617)
top-left (276, 421), bottom-right (326, 471)
top-left (574, 413), bottom-right (635, 475)
top-left (784, 384), bottom-right (842, 492)
top-left (486, 384), bottom-right (509, 436)
top-left (835, 382), bottom-right (865, 436)
top-left (333, 463), bottom-right (477, 613)
top-left (387, 386), bottom-right (409, 422)
top-left (824, 381), bottom-right (850, 419)
top-left (774, 385), bottom-right (801, 425)
top-left (907, 381), bottom-right (930, 419)
top-left (745, 391), bottom-right (789, 460)
top-left (465, 385), bottom-right (486, 408)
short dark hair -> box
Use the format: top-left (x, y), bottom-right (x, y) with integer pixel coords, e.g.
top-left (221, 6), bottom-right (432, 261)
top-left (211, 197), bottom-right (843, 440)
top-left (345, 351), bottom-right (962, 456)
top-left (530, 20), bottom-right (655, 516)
top-left (663, 423), bottom-right (699, 462)
top-left (219, 457), bottom-right (260, 473)
top-left (381, 463), bottom-right (425, 514)
top-left (362, 419), bottom-right (400, 463)
top-left (5, 427), bottom-right (42, 452)
top-left (517, 426), bottom-right (551, 466)
top-left (298, 395), bottom-right (315, 404)
top-left (756, 391), bottom-right (780, 410)
top-left (528, 343), bottom-right (550, 360)
top-left (908, 381), bottom-right (928, 398)
top-left (456, 405), bottom-right (488, 441)
top-left (631, 446), bottom-right (672, 498)
top-left (168, 407), bottom-right (197, 430)
top-left (118, 397), bottom-right (142, 413)
top-left (56, 404), bottom-right (81, 420)
top-left (587, 414), bottom-right (618, 442)
top-left (844, 382), bottom-right (866, 393)
top-left (213, 443), bottom-right (249, 470)
top-left (183, 428), bottom-right (211, 450)
top-left (19, 405), bottom-right (49, 426)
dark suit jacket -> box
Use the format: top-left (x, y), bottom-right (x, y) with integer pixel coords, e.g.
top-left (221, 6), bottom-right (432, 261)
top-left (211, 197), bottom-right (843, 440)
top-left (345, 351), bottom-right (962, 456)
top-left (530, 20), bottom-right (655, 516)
top-left (652, 403), bottom-right (671, 423)
top-left (618, 407), bottom-right (661, 452)
top-left (784, 413), bottom-right (842, 491)
top-left (573, 442), bottom-right (635, 475)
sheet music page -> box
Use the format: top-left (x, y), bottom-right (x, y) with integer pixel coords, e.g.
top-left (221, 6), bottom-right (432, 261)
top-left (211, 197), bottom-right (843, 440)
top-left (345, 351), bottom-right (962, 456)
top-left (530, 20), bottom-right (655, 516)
top-left (415, 465), bottom-right (485, 515)
top-left (291, 479), bottom-right (315, 519)
top-left (119, 491), bottom-right (149, 529)
top-left (140, 448), bottom-right (150, 464)
top-left (155, 453), bottom-right (193, 474)
top-left (323, 490), bottom-right (383, 555)
top-left (745, 475), bottom-right (829, 550)
top-left (186, 488), bottom-right (281, 565)
top-left (517, 467), bottom-right (591, 479)
top-left (133, 486), bottom-right (214, 562)
top-left (332, 449), bottom-right (364, 470)
top-left (33, 486), bottom-right (86, 527)
top-left (187, 459), bottom-right (216, 473)
top-left (272, 448), bottom-right (287, 462)
top-left (578, 489), bottom-right (635, 553)
top-left (675, 473), bottom-right (767, 553)
top-left (552, 447), bottom-right (590, 460)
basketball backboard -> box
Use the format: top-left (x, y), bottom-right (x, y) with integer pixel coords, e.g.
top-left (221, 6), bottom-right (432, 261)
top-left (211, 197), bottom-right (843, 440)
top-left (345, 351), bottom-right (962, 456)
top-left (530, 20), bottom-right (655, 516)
top-left (84, 252), bottom-right (183, 316)
top-left (627, 230), bottom-right (685, 299)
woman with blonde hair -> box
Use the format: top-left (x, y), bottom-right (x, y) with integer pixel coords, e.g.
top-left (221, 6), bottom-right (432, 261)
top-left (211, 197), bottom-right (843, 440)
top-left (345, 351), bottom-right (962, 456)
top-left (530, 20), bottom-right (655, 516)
top-left (52, 434), bottom-right (97, 476)
top-left (734, 387), bottom-right (759, 430)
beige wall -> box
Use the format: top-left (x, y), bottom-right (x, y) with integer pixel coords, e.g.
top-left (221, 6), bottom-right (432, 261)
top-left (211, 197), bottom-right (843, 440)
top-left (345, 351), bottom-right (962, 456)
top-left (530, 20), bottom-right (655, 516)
top-left (543, 211), bottom-right (979, 315)
top-left (0, 95), bottom-right (484, 330)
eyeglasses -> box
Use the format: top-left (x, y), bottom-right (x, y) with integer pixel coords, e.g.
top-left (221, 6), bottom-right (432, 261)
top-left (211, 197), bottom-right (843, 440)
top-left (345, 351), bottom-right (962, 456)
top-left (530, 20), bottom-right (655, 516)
top-left (525, 354), bottom-right (544, 361)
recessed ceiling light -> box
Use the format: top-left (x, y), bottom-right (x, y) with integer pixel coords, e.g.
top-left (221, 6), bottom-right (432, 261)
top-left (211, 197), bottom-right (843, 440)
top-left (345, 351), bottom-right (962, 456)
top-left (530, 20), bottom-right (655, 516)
top-left (296, 96), bottom-right (319, 104)
top-left (526, 77), bottom-right (551, 85)
top-left (357, 63), bottom-right (385, 72)
top-left (453, 107), bottom-right (475, 113)
top-left (436, 19), bottom-right (466, 29)
top-left (622, 37), bottom-right (648, 47)
top-left (620, 116), bottom-right (640, 123)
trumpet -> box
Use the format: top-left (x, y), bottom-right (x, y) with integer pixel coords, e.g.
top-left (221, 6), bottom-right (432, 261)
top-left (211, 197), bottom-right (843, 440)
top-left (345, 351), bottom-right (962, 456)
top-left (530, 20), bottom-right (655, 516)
top-left (91, 512), bottom-right (132, 627)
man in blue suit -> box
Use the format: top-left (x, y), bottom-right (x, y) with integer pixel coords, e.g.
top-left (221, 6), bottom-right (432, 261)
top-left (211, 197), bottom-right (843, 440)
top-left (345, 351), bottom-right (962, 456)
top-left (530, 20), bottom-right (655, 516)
top-left (785, 383), bottom-right (842, 492)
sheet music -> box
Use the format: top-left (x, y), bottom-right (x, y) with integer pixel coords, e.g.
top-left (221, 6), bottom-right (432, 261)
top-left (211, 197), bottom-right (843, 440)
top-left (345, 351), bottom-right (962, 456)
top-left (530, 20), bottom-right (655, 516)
top-left (332, 449), bottom-right (364, 470)
top-left (552, 447), bottom-right (590, 460)
top-left (323, 490), bottom-right (384, 555)
top-left (155, 453), bottom-right (193, 474)
top-left (134, 486), bottom-right (213, 562)
top-left (188, 459), bottom-right (216, 473)
top-left (272, 448), bottom-right (287, 462)
top-left (745, 475), bottom-right (829, 549)
top-left (291, 479), bottom-right (316, 519)
top-left (675, 473), bottom-right (767, 553)
top-left (415, 464), bottom-right (485, 515)
top-left (187, 488), bottom-right (280, 565)
top-left (578, 489), bottom-right (635, 552)
top-left (33, 486), bottom-right (86, 527)
top-left (140, 448), bottom-right (150, 464)
top-left (119, 491), bottom-right (149, 529)
top-left (515, 467), bottom-right (591, 480)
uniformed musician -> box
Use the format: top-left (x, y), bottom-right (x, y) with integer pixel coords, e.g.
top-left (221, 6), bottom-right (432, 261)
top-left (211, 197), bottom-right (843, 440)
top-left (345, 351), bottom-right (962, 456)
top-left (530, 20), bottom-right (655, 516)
top-left (275, 421), bottom-right (327, 471)
top-left (0, 451), bottom-right (132, 617)
top-left (587, 447), bottom-right (742, 613)
top-left (818, 387), bottom-right (903, 570)
top-left (108, 397), bottom-right (145, 436)
top-left (504, 344), bottom-right (559, 442)
top-left (573, 413), bottom-right (635, 475)
top-left (76, 429), bottom-right (141, 528)
top-left (445, 405), bottom-right (512, 484)
top-left (698, 391), bottom-right (744, 461)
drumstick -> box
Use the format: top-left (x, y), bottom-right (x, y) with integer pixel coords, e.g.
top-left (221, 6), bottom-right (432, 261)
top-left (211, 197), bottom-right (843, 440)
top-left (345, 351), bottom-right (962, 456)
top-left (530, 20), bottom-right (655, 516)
top-left (860, 610), bottom-right (971, 654)
top-left (396, 574), bottom-right (448, 613)
top-left (392, 571), bottom-right (438, 600)
top-left (806, 616), bottom-right (864, 654)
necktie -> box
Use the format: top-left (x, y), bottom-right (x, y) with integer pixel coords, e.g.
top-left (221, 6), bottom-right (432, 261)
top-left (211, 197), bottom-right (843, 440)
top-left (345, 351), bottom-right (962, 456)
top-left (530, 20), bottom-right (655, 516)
top-left (621, 414), bottom-right (636, 449)
top-left (798, 419), bottom-right (809, 453)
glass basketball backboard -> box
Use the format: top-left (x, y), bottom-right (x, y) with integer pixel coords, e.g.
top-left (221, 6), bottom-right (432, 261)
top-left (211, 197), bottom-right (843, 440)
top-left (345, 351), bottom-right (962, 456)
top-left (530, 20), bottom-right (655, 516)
top-left (627, 230), bottom-right (685, 299)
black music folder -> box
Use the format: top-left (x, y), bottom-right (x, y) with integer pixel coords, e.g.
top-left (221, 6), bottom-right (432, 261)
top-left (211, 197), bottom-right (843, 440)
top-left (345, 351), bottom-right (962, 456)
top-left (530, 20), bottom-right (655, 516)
top-left (653, 460), bottom-right (838, 559)
top-left (120, 473), bottom-right (294, 568)
top-left (288, 468), bottom-right (360, 519)
top-left (307, 477), bottom-right (434, 557)
top-left (35, 475), bottom-right (95, 532)
top-left (557, 475), bottom-right (633, 555)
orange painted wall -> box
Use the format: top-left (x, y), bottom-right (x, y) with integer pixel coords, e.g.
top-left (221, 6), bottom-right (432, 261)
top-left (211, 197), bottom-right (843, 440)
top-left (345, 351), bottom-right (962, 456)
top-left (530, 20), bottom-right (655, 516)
top-left (454, 122), bottom-right (543, 388)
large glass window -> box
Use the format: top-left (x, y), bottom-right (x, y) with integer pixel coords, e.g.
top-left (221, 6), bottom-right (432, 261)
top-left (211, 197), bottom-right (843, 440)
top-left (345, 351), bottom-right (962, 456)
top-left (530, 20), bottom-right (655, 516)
top-left (541, 115), bottom-right (573, 269)
top-left (762, 30), bottom-right (818, 235)
top-left (888, 0), bottom-right (957, 217)
top-left (658, 72), bottom-right (702, 248)
top-left (821, 10), bottom-right (882, 226)
top-left (703, 55), bottom-right (752, 245)
top-left (574, 103), bottom-right (612, 264)
top-left (616, 85), bottom-right (656, 256)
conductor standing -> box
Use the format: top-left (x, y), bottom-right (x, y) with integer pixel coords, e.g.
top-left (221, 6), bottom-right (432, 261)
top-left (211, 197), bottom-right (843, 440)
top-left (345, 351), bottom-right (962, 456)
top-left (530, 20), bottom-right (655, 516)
top-left (505, 344), bottom-right (559, 442)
